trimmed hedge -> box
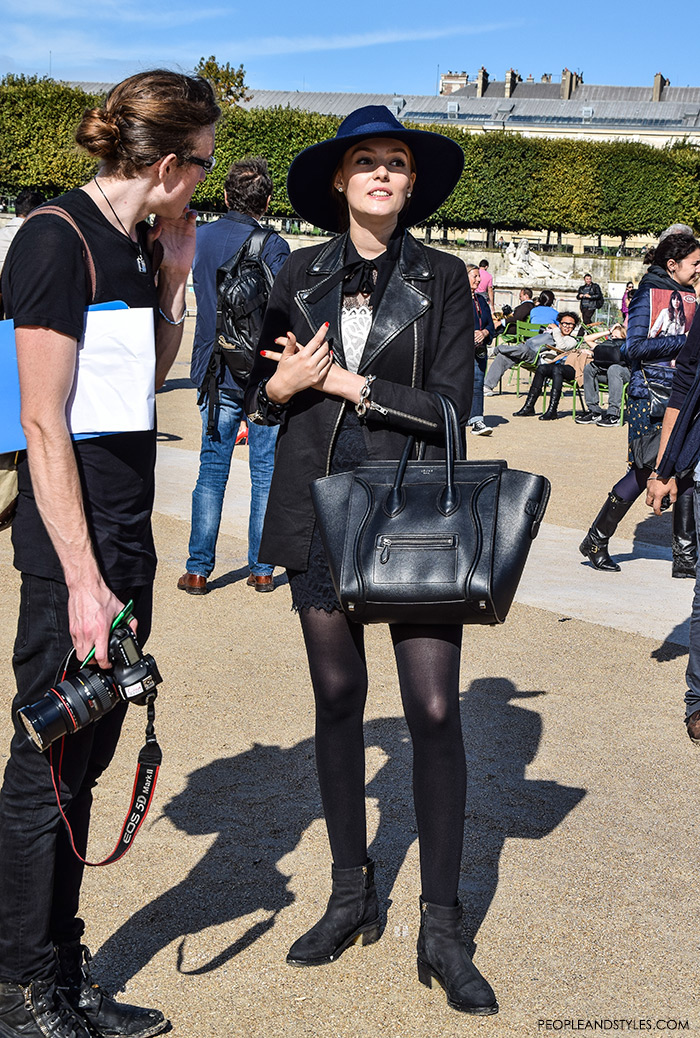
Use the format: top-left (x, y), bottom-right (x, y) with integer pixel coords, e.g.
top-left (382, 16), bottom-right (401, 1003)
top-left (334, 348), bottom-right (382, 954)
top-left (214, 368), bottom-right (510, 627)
top-left (1, 79), bottom-right (698, 237)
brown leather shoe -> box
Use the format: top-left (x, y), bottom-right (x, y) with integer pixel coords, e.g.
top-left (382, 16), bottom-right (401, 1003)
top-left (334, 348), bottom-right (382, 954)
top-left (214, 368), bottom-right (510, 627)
top-left (246, 574), bottom-right (274, 592)
top-left (177, 572), bottom-right (208, 595)
top-left (685, 710), bottom-right (700, 747)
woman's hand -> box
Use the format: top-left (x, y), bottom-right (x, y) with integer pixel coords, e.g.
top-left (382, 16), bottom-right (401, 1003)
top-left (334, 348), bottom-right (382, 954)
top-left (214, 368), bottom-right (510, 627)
top-left (474, 329), bottom-right (488, 345)
top-left (149, 207), bottom-right (197, 278)
top-left (264, 323), bottom-right (333, 403)
top-left (646, 474), bottom-right (677, 515)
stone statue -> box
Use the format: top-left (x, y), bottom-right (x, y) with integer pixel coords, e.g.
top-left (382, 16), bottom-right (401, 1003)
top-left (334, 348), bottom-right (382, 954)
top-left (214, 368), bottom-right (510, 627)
top-left (506, 238), bottom-right (574, 283)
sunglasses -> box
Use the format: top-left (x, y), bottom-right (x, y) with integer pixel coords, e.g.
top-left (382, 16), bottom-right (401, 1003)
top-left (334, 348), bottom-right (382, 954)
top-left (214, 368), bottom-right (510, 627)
top-left (186, 154), bottom-right (216, 174)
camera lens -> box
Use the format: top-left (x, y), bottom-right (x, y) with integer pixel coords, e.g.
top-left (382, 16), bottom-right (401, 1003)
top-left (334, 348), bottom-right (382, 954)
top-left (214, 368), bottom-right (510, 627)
top-left (18, 670), bottom-right (119, 752)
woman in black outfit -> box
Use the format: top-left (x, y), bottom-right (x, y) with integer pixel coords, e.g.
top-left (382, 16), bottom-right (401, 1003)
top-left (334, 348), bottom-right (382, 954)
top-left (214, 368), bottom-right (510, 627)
top-left (579, 233), bottom-right (700, 575)
top-left (245, 106), bottom-right (497, 1015)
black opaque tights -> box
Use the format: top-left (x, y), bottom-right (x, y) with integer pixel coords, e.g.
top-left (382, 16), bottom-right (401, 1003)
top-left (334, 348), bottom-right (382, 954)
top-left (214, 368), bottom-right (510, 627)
top-left (299, 607), bottom-right (466, 906)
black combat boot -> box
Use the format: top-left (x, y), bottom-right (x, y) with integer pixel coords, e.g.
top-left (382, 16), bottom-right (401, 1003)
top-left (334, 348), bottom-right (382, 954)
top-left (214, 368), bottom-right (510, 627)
top-left (579, 491), bottom-right (633, 572)
top-left (0, 977), bottom-right (92, 1037)
top-left (671, 493), bottom-right (697, 578)
top-left (286, 860), bottom-right (380, 966)
top-left (416, 899), bottom-right (498, 1015)
top-left (55, 943), bottom-right (169, 1038)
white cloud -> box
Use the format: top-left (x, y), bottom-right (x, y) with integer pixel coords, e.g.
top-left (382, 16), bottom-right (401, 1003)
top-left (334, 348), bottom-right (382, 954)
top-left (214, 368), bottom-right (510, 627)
top-left (232, 23), bottom-right (517, 58)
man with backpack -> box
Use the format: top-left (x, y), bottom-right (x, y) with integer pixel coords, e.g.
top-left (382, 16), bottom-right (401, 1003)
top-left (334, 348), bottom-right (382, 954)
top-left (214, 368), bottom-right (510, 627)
top-left (178, 157), bottom-right (289, 595)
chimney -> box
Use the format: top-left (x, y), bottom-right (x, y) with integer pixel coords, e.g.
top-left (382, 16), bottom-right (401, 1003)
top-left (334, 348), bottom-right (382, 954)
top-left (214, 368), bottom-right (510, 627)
top-left (526, 74), bottom-right (534, 83)
top-left (541, 73), bottom-right (552, 83)
top-left (560, 68), bottom-right (582, 100)
top-left (504, 68), bottom-right (518, 98)
top-left (476, 67), bottom-right (489, 98)
top-left (439, 70), bottom-right (468, 95)
top-left (652, 72), bottom-right (669, 101)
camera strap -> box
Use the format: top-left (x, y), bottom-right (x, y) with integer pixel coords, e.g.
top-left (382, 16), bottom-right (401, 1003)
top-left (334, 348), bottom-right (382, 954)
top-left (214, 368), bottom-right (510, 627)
top-left (49, 697), bottom-right (162, 867)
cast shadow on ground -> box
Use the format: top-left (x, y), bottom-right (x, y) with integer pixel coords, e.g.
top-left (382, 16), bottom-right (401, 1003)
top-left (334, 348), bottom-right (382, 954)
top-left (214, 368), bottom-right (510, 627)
top-left (206, 567), bottom-right (289, 592)
top-left (651, 621), bottom-right (690, 661)
top-left (93, 680), bottom-right (585, 991)
top-left (157, 378), bottom-right (194, 395)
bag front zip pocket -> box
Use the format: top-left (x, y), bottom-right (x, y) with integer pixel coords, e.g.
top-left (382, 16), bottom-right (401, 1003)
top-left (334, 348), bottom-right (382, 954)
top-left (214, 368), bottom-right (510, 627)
top-left (378, 534), bottom-right (457, 564)
top-left (372, 533), bottom-right (460, 587)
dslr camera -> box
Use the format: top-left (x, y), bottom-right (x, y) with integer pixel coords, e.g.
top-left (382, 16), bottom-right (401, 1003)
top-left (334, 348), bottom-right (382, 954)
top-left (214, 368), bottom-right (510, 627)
top-left (18, 622), bottom-right (162, 752)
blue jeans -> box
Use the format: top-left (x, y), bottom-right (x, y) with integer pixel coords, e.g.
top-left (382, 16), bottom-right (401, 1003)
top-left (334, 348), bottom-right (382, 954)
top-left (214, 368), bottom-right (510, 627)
top-left (468, 353), bottom-right (488, 424)
top-left (186, 387), bottom-right (277, 578)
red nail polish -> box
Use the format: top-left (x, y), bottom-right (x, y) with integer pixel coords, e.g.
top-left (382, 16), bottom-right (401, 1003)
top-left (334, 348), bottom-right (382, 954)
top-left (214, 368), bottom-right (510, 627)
top-left (260, 350), bottom-right (267, 357)
top-left (324, 322), bottom-right (330, 328)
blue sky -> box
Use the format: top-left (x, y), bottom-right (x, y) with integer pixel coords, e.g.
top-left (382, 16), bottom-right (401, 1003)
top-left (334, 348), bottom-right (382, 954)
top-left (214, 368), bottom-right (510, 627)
top-left (0, 0), bottom-right (693, 95)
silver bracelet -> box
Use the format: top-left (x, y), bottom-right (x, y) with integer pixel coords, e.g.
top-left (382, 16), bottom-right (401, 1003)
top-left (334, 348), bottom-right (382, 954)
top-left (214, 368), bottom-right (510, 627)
top-left (356, 374), bottom-right (376, 418)
top-left (158, 305), bottom-right (187, 326)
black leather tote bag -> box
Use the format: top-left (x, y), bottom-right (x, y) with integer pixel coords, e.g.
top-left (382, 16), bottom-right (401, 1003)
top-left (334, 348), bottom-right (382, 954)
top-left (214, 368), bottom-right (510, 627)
top-left (310, 395), bottom-right (550, 625)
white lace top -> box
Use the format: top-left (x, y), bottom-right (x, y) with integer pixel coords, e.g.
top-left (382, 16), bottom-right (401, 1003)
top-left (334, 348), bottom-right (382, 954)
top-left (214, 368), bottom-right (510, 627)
top-left (341, 303), bottom-right (372, 373)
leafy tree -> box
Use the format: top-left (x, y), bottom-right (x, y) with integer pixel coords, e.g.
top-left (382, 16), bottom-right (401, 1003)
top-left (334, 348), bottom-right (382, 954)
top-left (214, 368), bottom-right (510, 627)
top-left (195, 56), bottom-right (250, 107)
top-left (0, 76), bottom-right (99, 195)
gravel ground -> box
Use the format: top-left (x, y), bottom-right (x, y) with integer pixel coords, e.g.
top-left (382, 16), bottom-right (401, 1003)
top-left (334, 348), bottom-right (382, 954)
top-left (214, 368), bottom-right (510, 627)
top-left (0, 324), bottom-right (695, 1036)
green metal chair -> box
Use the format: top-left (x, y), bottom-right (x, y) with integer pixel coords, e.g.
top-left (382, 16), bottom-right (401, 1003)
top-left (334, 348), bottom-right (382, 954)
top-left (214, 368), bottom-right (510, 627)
top-left (507, 322), bottom-right (550, 396)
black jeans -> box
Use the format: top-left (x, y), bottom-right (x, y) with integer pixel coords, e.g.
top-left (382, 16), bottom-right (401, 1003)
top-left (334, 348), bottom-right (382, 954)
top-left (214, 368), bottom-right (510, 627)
top-left (0, 575), bottom-right (152, 982)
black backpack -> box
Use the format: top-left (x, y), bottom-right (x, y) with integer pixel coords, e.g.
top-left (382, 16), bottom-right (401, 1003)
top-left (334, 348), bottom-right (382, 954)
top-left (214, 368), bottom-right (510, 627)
top-left (199, 226), bottom-right (274, 434)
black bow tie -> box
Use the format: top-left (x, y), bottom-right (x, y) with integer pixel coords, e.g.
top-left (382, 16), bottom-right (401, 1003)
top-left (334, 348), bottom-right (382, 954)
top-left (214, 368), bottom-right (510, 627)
top-left (305, 258), bottom-right (377, 305)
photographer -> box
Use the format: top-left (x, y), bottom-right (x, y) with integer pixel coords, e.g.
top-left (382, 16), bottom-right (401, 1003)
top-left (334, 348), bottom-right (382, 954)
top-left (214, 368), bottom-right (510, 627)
top-left (0, 71), bottom-right (220, 1038)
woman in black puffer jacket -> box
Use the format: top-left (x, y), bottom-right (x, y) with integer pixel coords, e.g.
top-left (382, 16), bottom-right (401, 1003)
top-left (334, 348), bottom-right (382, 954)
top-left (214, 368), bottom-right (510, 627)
top-left (579, 232), bottom-right (700, 575)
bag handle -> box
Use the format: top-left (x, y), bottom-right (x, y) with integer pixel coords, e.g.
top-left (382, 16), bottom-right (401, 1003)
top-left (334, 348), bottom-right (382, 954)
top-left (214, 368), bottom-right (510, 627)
top-left (385, 394), bottom-right (461, 517)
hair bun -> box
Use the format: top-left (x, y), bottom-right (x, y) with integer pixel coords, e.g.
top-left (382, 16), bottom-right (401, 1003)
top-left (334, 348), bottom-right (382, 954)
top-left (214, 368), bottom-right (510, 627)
top-left (75, 106), bottom-right (122, 160)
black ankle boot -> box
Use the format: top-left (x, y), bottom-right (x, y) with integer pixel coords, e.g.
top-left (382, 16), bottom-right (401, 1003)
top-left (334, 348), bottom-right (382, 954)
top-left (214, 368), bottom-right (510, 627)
top-left (416, 899), bottom-right (498, 1015)
top-left (538, 379), bottom-right (563, 421)
top-left (0, 977), bottom-right (92, 1037)
top-left (55, 943), bottom-right (169, 1038)
top-left (672, 494), bottom-right (697, 578)
top-left (286, 860), bottom-right (380, 966)
top-left (579, 491), bottom-right (633, 572)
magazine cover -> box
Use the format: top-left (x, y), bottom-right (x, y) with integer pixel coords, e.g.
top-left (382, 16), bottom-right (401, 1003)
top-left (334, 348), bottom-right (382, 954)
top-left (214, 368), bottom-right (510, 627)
top-left (648, 286), bottom-right (697, 337)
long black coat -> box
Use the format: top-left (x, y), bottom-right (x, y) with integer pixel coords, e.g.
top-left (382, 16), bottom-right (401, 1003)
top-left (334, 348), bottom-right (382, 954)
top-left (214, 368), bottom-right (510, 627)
top-left (244, 229), bottom-right (475, 570)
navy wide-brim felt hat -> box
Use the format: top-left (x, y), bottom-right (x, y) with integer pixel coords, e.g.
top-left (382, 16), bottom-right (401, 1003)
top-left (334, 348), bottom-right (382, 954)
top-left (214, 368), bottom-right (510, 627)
top-left (287, 105), bottom-right (465, 233)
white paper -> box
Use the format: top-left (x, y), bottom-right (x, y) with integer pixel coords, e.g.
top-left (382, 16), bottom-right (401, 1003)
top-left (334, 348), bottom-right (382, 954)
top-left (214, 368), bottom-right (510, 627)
top-left (66, 307), bottom-right (155, 435)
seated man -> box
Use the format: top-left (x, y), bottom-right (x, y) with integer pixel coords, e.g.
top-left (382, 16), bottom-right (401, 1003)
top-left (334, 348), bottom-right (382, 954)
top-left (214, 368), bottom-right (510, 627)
top-left (575, 323), bottom-right (629, 428)
top-left (484, 310), bottom-right (577, 395)
top-left (503, 287), bottom-right (535, 332)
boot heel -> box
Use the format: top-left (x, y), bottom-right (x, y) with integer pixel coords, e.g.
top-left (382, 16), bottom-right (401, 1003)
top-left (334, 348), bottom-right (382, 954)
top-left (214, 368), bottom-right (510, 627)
top-left (417, 959), bottom-right (434, 988)
top-left (361, 924), bottom-right (381, 947)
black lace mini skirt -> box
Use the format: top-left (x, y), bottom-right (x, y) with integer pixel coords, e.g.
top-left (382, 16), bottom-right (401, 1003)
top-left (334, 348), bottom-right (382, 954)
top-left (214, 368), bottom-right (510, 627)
top-left (287, 407), bottom-right (369, 613)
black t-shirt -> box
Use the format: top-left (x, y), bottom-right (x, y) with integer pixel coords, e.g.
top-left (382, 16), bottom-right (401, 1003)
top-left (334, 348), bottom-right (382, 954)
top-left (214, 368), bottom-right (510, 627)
top-left (2, 188), bottom-right (159, 587)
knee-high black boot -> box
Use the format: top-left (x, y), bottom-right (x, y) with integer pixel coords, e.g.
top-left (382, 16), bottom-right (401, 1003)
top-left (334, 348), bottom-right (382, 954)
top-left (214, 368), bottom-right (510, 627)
top-left (539, 375), bottom-right (563, 421)
top-left (512, 371), bottom-right (544, 417)
top-left (672, 493), bottom-right (697, 578)
top-left (579, 491), bottom-right (634, 571)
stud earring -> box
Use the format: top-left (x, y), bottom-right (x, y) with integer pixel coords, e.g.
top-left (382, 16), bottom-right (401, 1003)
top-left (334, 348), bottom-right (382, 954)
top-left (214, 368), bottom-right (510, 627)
top-left (336, 185), bottom-right (344, 193)
top-left (407, 191), bottom-right (412, 197)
